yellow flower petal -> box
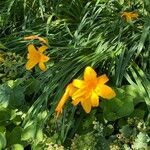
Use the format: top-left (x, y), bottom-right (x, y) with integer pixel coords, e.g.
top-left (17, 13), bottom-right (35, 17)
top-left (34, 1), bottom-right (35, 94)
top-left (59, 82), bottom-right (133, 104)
top-left (40, 54), bottom-right (50, 62)
top-left (55, 83), bottom-right (76, 117)
top-left (27, 44), bottom-right (40, 59)
top-left (72, 79), bottom-right (85, 88)
top-left (68, 83), bottom-right (77, 96)
top-left (55, 90), bottom-right (69, 117)
top-left (24, 35), bottom-right (48, 45)
top-left (90, 91), bottom-right (99, 107)
top-left (25, 59), bottom-right (38, 70)
top-left (28, 44), bottom-right (36, 52)
top-left (38, 45), bottom-right (48, 53)
top-left (121, 12), bottom-right (138, 22)
top-left (95, 85), bottom-right (116, 99)
top-left (72, 97), bottom-right (82, 106)
top-left (24, 35), bottom-right (39, 40)
top-left (25, 44), bottom-right (40, 70)
top-left (98, 74), bottom-right (109, 84)
top-left (72, 89), bottom-right (86, 100)
top-left (81, 99), bottom-right (91, 113)
top-left (39, 62), bottom-right (46, 71)
top-left (84, 66), bottom-right (97, 81)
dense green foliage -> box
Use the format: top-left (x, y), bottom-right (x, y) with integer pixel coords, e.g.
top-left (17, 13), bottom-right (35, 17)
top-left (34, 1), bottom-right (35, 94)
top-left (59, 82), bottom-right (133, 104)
top-left (0, 0), bottom-right (150, 149)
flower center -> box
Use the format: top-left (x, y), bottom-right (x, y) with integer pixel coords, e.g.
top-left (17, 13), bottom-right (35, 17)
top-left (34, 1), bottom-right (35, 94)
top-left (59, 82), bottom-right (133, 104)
top-left (86, 79), bottom-right (97, 90)
top-left (39, 53), bottom-right (47, 62)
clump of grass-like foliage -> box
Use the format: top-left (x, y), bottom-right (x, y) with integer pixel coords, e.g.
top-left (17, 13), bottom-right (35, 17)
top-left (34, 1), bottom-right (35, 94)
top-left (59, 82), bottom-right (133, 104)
top-left (0, 0), bottom-right (150, 149)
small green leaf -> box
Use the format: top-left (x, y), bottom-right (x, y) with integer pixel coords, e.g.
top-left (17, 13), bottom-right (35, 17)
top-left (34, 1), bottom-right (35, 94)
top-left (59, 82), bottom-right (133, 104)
top-left (0, 85), bottom-right (11, 108)
top-left (122, 85), bottom-right (144, 105)
top-left (0, 126), bottom-right (6, 133)
top-left (119, 125), bottom-right (133, 138)
top-left (36, 128), bottom-right (43, 142)
top-left (101, 88), bottom-right (134, 121)
top-left (0, 83), bottom-right (25, 109)
top-left (21, 122), bottom-right (36, 141)
top-left (132, 132), bottom-right (150, 149)
top-left (25, 78), bottom-right (41, 95)
top-left (104, 124), bottom-right (114, 136)
top-left (7, 127), bottom-right (22, 146)
top-left (0, 132), bottom-right (6, 149)
top-left (11, 144), bottom-right (24, 150)
top-left (130, 109), bottom-right (145, 119)
top-left (9, 85), bottom-right (25, 108)
top-left (0, 43), bottom-right (7, 50)
top-left (0, 109), bottom-right (11, 126)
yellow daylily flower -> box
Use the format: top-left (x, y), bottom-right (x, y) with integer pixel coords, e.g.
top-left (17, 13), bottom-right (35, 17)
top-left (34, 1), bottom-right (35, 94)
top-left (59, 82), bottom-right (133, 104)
top-left (121, 11), bottom-right (138, 22)
top-left (55, 66), bottom-right (116, 117)
top-left (24, 35), bottom-right (48, 45)
top-left (25, 44), bottom-right (49, 71)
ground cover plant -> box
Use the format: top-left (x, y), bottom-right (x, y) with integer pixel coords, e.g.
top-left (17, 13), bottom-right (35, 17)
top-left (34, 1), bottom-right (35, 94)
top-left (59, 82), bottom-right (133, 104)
top-left (0, 0), bottom-right (150, 149)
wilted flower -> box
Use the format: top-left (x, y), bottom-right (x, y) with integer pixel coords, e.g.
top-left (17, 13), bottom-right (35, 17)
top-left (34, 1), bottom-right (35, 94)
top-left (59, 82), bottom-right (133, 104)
top-left (121, 11), bottom-right (138, 22)
top-left (24, 35), bottom-right (48, 45)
